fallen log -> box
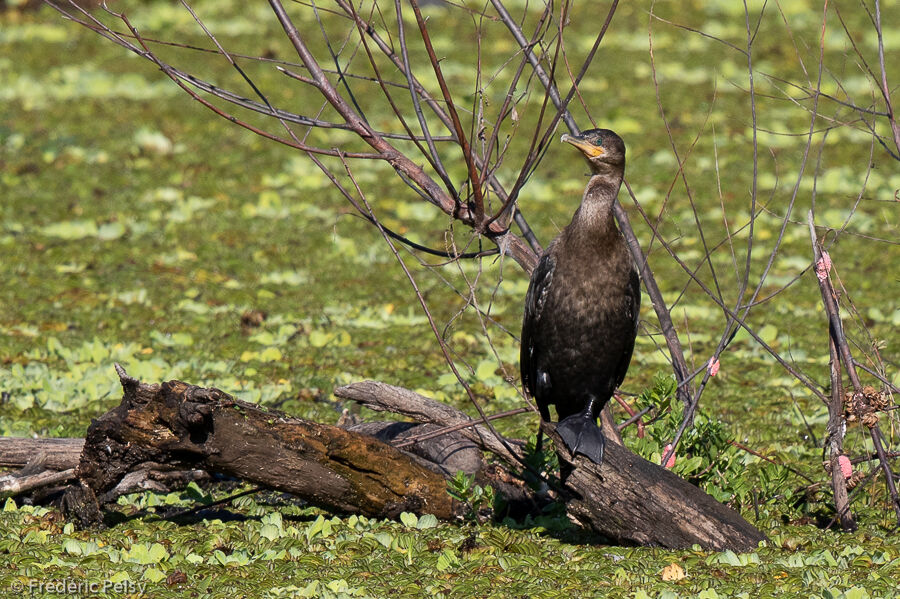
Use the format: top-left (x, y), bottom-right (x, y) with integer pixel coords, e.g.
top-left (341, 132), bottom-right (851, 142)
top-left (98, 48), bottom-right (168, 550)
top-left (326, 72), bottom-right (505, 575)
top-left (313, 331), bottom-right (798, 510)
top-left (336, 380), bottom-right (767, 551)
top-left (0, 438), bottom-right (211, 504)
top-left (334, 380), bottom-right (526, 465)
top-left (0, 437), bottom-right (84, 471)
top-left (65, 365), bottom-right (462, 525)
top-left (548, 428), bottom-right (767, 551)
top-left (347, 421), bottom-right (483, 477)
top-left (1, 468), bottom-right (75, 499)
top-left (23, 368), bottom-right (764, 551)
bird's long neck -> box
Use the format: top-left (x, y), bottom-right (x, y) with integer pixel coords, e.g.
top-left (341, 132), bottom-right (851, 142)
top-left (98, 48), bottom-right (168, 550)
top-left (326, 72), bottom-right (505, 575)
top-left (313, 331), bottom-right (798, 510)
top-left (570, 168), bottom-right (623, 235)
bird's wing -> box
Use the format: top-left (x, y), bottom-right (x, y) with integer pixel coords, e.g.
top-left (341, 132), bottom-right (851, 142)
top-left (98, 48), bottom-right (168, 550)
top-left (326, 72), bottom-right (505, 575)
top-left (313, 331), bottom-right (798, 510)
top-left (613, 264), bottom-right (641, 390)
top-left (520, 251), bottom-right (555, 401)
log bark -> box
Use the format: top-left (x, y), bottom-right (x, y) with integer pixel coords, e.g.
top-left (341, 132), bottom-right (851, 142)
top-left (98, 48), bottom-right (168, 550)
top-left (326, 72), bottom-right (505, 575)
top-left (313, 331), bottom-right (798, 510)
top-left (336, 380), bottom-right (767, 551)
top-left (0, 437), bottom-right (84, 470)
top-left (0, 427), bottom-right (476, 501)
top-left (17, 371), bottom-right (765, 551)
top-left (0, 438), bottom-right (211, 503)
top-left (67, 366), bottom-right (461, 525)
top-left (347, 421), bottom-right (483, 478)
top-left (335, 380), bottom-right (526, 465)
top-left (547, 428), bottom-right (767, 551)
top-left (1, 468), bottom-right (75, 499)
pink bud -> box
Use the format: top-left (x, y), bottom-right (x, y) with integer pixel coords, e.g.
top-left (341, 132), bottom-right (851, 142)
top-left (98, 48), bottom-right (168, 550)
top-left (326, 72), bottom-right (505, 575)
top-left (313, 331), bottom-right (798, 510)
top-left (815, 251), bottom-right (832, 282)
top-left (708, 358), bottom-right (720, 377)
top-left (838, 455), bottom-right (852, 479)
top-left (662, 444), bottom-right (676, 468)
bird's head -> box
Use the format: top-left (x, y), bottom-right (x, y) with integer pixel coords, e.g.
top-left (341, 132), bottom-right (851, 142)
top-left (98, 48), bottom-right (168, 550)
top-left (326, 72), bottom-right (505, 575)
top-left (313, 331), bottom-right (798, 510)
top-left (561, 128), bottom-right (625, 173)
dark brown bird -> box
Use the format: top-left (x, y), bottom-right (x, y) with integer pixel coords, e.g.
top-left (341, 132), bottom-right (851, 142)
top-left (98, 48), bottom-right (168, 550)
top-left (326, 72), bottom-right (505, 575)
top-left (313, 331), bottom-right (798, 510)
top-left (520, 128), bottom-right (640, 465)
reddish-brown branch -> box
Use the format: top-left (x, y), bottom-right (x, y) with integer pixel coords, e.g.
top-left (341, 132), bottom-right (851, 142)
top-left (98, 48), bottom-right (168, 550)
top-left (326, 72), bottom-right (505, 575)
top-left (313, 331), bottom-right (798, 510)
top-left (826, 336), bottom-right (857, 531)
top-left (807, 210), bottom-right (900, 526)
top-left (407, 0), bottom-right (486, 228)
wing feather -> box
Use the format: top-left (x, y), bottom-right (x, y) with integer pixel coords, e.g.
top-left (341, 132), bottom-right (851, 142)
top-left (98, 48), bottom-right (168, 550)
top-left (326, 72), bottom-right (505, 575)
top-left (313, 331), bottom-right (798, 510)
top-left (520, 252), bottom-right (555, 402)
top-left (613, 265), bottom-right (641, 389)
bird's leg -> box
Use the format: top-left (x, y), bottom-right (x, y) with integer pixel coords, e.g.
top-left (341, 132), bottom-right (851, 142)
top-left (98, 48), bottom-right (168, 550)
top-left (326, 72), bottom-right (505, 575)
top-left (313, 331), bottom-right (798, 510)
top-left (534, 403), bottom-right (552, 455)
top-left (584, 394), bottom-right (606, 421)
top-left (555, 395), bottom-right (607, 465)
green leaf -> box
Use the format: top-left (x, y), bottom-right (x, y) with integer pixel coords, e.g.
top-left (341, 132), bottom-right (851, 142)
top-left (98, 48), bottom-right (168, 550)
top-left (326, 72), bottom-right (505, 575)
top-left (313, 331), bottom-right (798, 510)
top-left (258, 347), bottom-right (283, 362)
top-left (143, 568), bottom-right (166, 583)
top-left (124, 542), bottom-right (168, 565)
top-left (149, 330), bottom-right (193, 347)
top-left (260, 270), bottom-right (309, 286)
top-left (183, 481), bottom-right (212, 504)
top-left (97, 221), bottom-right (126, 240)
top-left (437, 373), bottom-right (459, 387)
top-left (40, 219), bottom-right (98, 240)
top-left (717, 550), bottom-right (742, 566)
top-left (436, 549), bottom-right (459, 571)
top-left (259, 524), bottom-right (281, 541)
top-left (169, 333), bottom-right (194, 347)
top-left (149, 543), bottom-right (168, 563)
top-left (306, 515), bottom-right (325, 541)
top-left (249, 331), bottom-right (275, 345)
top-left (61, 539), bottom-right (84, 555)
top-left (758, 324), bottom-right (778, 346)
top-left (134, 127), bottom-right (174, 155)
top-left (372, 532), bottom-right (394, 549)
top-left (326, 579), bottom-right (349, 593)
top-left (108, 571), bottom-right (130, 584)
top-left (475, 359), bottom-right (497, 381)
top-left (259, 549), bottom-right (287, 561)
top-left (308, 330), bottom-right (332, 347)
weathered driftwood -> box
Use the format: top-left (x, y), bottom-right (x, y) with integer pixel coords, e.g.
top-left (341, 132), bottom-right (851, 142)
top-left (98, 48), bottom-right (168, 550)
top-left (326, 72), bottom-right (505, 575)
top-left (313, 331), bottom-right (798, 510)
top-left (335, 380), bottom-right (526, 465)
top-left (66, 365), bottom-right (461, 525)
top-left (0, 437), bottom-right (82, 502)
top-left (347, 417), bottom-right (544, 521)
top-left (1, 468), bottom-right (75, 499)
top-left (0, 438), bottom-right (211, 504)
top-left (347, 421), bottom-right (483, 478)
top-left (14, 370), bottom-right (765, 550)
top-left (336, 380), bottom-right (766, 551)
top-left (98, 466), bottom-right (211, 504)
top-left (0, 426), bottom-right (476, 500)
top-left (547, 428), bottom-right (766, 551)
top-left (0, 437), bottom-right (85, 471)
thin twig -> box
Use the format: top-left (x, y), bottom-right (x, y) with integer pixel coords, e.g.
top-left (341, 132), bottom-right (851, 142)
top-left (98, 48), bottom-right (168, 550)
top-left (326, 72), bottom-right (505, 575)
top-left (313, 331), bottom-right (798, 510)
top-left (394, 408), bottom-right (530, 449)
top-left (808, 209), bottom-right (900, 525)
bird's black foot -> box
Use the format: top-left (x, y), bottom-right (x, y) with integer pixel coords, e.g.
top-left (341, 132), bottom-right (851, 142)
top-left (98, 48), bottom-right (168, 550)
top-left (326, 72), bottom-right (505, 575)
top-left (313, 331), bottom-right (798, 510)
top-left (556, 414), bottom-right (605, 465)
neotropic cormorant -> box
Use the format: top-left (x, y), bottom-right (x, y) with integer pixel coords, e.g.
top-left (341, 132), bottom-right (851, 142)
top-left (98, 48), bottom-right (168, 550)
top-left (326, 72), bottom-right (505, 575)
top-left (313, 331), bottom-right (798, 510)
top-left (520, 128), bottom-right (640, 465)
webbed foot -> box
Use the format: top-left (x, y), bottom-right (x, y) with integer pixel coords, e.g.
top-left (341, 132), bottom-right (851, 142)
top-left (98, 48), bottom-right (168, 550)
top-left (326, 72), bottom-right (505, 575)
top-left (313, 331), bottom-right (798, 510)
top-left (556, 414), bottom-right (605, 465)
